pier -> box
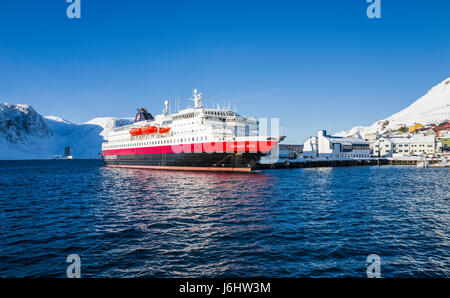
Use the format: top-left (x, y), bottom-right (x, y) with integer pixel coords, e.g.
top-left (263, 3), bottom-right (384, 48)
top-left (386, 158), bottom-right (418, 166)
top-left (256, 156), bottom-right (448, 169)
top-left (256, 158), bottom-right (387, 169)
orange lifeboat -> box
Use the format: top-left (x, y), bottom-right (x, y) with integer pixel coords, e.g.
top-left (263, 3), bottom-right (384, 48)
top-left (129, 128), bottom-right (143, 136)
top-left (142, 126), bottom-right (157, 134)
top-left (158, 127), bottom-right (171, 134)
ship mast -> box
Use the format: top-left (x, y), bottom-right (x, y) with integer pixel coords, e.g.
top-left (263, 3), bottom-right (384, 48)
top-left (193, 89), bottom-right (203, 109)
top-left (163, 100), bottom-right (170, 115)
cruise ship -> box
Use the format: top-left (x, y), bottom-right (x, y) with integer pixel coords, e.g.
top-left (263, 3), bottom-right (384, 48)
top-left (101, 89), bottom-right (282, 172)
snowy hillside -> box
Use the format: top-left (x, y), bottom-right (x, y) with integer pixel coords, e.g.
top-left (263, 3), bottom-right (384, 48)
top-left (0, 103), bottom-right (56, 160)
top-left (0, 103), bottom-right (131, 160)
top-left (45, 117), bottom-right (132, 159)
top-left (0, 103), bottom-right (52, 143)
top-left (335, 77), bottom-right (450, 137)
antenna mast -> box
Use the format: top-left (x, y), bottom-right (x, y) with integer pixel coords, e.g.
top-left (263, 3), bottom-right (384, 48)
top-left (193, 89), bottom-right (203, 109)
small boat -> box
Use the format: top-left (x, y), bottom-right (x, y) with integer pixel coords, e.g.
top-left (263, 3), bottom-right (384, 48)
top-left (158, 127), bottom-right (171, 134)
top-left (429, 157), bottom-right (450, 168)
top-left (142, 126), bottom-right (158, 134)
top-left (129, 128), bottom-right (143, 136)
top-left (417, 159), bottom-right (429, 168)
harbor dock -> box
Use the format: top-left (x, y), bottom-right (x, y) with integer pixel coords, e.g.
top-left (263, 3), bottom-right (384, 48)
top-left (256, 158), bottom-right (385, 169)
top-left (256, 157), bottom-right (448, 169)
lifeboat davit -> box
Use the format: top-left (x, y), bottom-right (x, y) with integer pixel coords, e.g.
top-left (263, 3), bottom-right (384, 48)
top-left (129, 128), bottom-right (143, 136)
top-left (142, 126), bottom-right (157, 134)
top-left (158, 127), bottom-right (171, 134)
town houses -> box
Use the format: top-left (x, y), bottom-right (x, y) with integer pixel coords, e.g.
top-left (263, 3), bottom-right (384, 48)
top-left (373, 135), bottom-right (435, 157)
top-left (297, 121), bottom-right (449, 161)
top-left (371, 121), bottom-right (450, 157)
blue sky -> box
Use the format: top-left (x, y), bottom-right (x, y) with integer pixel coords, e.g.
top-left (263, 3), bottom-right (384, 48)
top-left (0, 0), bottom-right (449, 142)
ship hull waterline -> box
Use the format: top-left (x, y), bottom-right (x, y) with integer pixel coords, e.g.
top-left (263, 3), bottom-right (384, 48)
top-left (102, 152), bottom-right (266, 172)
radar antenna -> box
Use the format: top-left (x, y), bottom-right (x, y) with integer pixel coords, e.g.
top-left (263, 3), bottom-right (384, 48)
top-left (193, 89), bottom-right (203, 109)
top-left (163, 100), bottom-right (170, 115)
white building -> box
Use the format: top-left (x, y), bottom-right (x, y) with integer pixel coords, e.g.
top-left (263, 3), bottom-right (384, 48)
top-left (303, 130), bottom-right (371, 159)
top-left (373, 135), bottom-right (436, 157)
top-left (436, 130), bottom-right (450, 153)
top-left (372, 137), bottom-right (394, 157)
top-left (363, 131), bottom-right (379, 141)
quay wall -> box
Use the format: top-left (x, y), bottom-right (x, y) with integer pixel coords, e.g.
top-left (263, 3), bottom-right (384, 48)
top-left (256, 158), bottom-right (388, 169)
top-left (256, 156), bottom-right (449, 169)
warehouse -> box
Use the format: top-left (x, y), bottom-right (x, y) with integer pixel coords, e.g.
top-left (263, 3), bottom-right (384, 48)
top-left (303, 130), bottom-right (371, 159)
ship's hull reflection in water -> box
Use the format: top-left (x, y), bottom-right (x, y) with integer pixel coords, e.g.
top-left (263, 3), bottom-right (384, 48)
top-left (95, 167), bottom-right (278, 277)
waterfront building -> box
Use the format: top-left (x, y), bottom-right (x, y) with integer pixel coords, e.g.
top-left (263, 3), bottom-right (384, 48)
top-left (277, 144), bottom-right (303, 159)
top-left (372, 137), bottom-right (394, 157)
top-left (374, 135), bottom-right (436, 157)
top-left (267, 144), bottom-right (302, 159)
top-left (303, 136), bottom-right (319, 158)
top-left (303, 130), bottom-right (371, 159)
top-left (436, 130), bottom-right (450, 153)
top-left (394, 135), bottom-right (435, 157)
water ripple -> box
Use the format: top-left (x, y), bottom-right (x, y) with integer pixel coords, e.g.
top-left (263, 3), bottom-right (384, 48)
top-left (0, 160), bottom-right (448, 277)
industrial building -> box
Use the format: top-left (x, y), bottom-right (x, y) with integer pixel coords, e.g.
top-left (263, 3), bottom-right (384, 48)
top-left (303, 130), bottom-right (371, 159)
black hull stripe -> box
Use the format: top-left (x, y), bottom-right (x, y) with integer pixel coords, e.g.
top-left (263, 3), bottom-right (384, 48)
top-left (102, 152), bottom-right (264, 170)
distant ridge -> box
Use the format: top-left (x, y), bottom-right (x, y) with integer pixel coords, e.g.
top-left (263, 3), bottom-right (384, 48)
top-left (0, 103), bottom-right (52, 143)
top-left (335, 77), bottom-right (450, 138)
top-left (0, 103), bottom-right (132, 160)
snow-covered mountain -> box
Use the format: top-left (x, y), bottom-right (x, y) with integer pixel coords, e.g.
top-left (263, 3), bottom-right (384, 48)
top-left (0, 103), bottom-right (132, 160)
top-left (0, 103), bottom-right (52, 143)
top-left (335, 77), bottom-right (450, 138)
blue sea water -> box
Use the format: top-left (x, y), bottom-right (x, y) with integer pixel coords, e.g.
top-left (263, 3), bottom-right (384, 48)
top-left (0, 160), bottom-right (448, 278)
